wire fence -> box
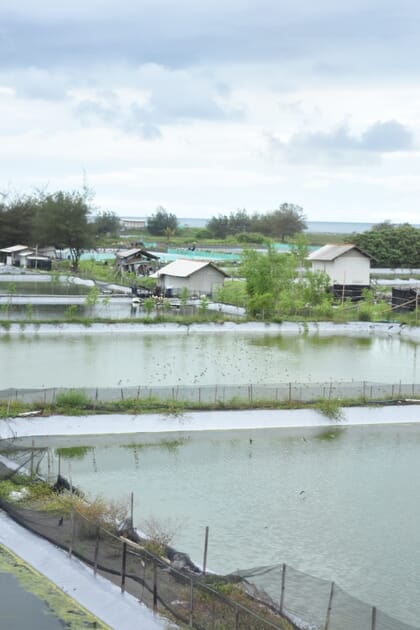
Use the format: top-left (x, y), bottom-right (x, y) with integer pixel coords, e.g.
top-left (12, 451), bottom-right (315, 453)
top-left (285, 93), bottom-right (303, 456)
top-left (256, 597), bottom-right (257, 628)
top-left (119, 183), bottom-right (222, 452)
top-left (0, 454), bottom-right (418, 630)
top-left (235, 563), bottom-right (418, 630)
top-left (0, 487), bottom-right (289, 629)
top-left (1, 381), bottom-right (420, 405)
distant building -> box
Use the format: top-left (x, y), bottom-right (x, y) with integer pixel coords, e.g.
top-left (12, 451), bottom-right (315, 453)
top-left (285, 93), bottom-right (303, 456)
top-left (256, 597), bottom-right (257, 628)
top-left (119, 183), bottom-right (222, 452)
top-left (120, 218), bottom-right (146, 231)
top-left (308, 243), bottom-right (373, 300)
top-left (0, 245), bottom-right (52, 270)
top-left (151, 259), bottom-right (229, 297)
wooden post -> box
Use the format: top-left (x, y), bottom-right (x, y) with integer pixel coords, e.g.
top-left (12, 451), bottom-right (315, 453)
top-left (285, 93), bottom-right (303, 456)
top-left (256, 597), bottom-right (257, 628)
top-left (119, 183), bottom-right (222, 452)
top-left (121, 542), bottom-right (127, 592)
top-left (189, 577), bottom-right (194, 627)
top-left (153, 563), bottom-right (158, 612)
top-left (69, 505), bottom-right (75, 558)
top-left (325, 581), bottom-right (335, 629)
top-left (202, 526), bottom-right (209, 576)
top-left (234, 606), bottom-right (239, 629)
top-left (280, 563), bottom-right (286, 613)
top-left (130, 491), bottom-right (134, 528)
top-left (371, 606), bottom-right (377, 630)
top-left (93, 526), bottom-right (100, 576)
top-left (47, 448), bottom-right (51, 480)
top-left (30, 439), bottom-right (35, 477)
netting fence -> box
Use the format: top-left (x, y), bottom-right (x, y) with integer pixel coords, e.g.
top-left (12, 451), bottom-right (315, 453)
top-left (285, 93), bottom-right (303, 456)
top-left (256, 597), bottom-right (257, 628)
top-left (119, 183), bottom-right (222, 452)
top-left (235, 563), bottom-right (418, 630)
top-left (1, 380), bottom-right (420, 405)
top-left (0, 488), bottom-right (288, 630)
top-left (0, 456), bottom-right (418, 630)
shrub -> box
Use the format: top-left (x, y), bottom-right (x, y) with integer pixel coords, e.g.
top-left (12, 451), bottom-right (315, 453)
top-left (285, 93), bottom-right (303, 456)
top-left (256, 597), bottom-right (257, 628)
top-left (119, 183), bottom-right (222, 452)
top-left (55, 389), bottom-right (89, 409)
top-left (315, 399), bottom-right (344, 421)
top-left (140, 516), bottom-right (183, 557)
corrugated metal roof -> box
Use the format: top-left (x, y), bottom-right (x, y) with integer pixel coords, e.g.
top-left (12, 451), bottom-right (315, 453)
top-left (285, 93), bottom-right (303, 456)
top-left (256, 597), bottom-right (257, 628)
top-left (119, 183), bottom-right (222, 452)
top-left (307, 244), bottom-right (372, 261)
top-left (152, 259), bottom-right (227, 278)
top-left (0, 245), bottom-right (30, 254)
top-left (116, 248), bottom-right (158, 260)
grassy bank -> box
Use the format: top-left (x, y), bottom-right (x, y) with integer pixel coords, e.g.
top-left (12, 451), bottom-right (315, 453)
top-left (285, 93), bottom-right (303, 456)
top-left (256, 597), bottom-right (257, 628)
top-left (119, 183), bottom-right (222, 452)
top-left (0, 392), bottom-right (410, 421)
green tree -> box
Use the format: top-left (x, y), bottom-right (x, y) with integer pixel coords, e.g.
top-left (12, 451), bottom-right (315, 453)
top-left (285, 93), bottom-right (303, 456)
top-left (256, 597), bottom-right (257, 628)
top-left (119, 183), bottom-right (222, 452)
top-left (206, 209), bottom-right (251, 239)
top-left (206, 214), bottom-right (230, 238)
top-left (241, 243), bottom-right (296, 317)
top-left (251, 203), bottom-right (306, 241)
top-left (147, 207), bottom-right (179, 236)
top-left (353, 222), bottom-right (420, 268)
top-left (92, 211), bottom-right (121, 238)
top-left (0, 193), bottom-right (36, 247)
top-left (33, 190), bottom-right (94, 270)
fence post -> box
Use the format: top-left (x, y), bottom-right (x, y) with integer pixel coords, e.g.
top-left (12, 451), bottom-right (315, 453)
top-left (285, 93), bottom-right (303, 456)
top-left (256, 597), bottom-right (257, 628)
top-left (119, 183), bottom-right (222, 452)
top-left (189, 577), bottom-right (194, 627)
top-left (234, 606), bottom-right (239, 629)
top-left (280, 563), bottom-right (286, 613)
top-left (203, 526), bottom-right (209, 576)
top-left (93, 525), bottom-right (100, 576)
top-left (325, 581), bottom-right (335, 629)
top-left (69, 505), bottom-right (75, 558)
top-left (153, 563), bottom-right (158, 612)
top-left (121, 542), bottom-right (127, 593)
top-left (371, 606), bottom-right (377, 630)
top-left (288, 383), bottom-right (291, 402)
top-left (30, 439), bottom-right (35, 477)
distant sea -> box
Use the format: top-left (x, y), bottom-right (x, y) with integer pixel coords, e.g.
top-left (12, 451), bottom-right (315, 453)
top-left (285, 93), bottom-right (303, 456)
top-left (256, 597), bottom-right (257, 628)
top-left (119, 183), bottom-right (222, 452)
top-left (175, 218), bottom-right (381, 233)
top-left (125, 217), bottom-right (419, 233)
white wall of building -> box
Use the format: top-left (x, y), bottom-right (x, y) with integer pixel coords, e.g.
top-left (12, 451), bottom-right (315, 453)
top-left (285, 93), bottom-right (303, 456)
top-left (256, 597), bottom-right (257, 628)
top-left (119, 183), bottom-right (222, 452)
top-left (311, 250), bottom-right (370, 285)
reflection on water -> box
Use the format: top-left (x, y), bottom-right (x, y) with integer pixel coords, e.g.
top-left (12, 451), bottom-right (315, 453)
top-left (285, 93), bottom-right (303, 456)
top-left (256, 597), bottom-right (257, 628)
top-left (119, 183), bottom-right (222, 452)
top-left (0, 281), bottom-right (90, 295)
top-left (6, 423), bottom-right (420, 627)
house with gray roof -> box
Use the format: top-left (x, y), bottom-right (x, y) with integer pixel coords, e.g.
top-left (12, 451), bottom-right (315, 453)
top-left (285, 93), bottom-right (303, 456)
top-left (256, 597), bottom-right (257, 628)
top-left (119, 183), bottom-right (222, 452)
top-left (151, 259), bottom-right (229, 297)
top-left (308, 244), bottom-right (373, 299)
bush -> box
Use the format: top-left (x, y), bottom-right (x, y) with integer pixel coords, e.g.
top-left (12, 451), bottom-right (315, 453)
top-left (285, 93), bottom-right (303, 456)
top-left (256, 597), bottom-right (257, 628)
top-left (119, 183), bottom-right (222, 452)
top-left (236, 232), bottom-right (265, 244)
top-left (55, 389), bottom-right (89, 409)
top-left (140, 516), bottom-right (183, 557)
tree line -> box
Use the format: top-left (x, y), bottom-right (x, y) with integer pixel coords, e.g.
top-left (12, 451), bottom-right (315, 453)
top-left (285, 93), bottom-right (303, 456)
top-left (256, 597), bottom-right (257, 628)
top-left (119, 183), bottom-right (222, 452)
top-left (205, 203), bottom-right (307, 241)
top-left (146, 203), bottom-right (307, 241)
top-left (353, 222), bottom-right (420, 268)
top-left (0, 189), bottom-right (120, 268)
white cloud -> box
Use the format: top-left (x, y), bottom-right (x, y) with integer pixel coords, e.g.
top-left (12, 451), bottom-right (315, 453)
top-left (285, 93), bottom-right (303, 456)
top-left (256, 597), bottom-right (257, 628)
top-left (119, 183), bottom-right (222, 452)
top-left (0, 1), bottom-right (420, 222)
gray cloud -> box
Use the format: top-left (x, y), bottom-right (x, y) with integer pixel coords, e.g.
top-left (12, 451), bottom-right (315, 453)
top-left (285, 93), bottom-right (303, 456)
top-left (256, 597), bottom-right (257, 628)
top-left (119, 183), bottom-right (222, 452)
top-left (269, 120), bottom-right (415, 164)
top-left (74, 68), bottom-right (241, 138)
top-left (0, 0), bottom-right (419, 79)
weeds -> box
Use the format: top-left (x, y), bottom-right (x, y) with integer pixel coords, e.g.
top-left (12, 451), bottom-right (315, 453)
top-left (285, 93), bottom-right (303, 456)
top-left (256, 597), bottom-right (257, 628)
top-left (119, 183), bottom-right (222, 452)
top-left (314, 398), bottom-right (344, 421)
top-left (140, 516), bottom-right (184, 557)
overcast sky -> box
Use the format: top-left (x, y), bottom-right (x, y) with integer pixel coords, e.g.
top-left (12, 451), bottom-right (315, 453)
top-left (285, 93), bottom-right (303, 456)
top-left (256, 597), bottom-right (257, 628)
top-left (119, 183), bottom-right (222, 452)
top-left (1, 0), bottom-right (420, 222)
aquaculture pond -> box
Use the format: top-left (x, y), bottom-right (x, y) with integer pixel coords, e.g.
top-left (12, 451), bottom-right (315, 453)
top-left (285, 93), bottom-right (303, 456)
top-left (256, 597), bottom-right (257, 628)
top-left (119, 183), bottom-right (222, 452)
top-left (0, 326), bottom-right (419, 389)
top-left (8, 422), bottom-right (420, 627)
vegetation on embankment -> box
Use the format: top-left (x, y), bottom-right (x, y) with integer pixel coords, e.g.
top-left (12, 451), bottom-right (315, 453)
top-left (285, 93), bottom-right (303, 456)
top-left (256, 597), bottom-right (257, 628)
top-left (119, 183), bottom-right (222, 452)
top-left (0, 390), bottom-right (411, 421)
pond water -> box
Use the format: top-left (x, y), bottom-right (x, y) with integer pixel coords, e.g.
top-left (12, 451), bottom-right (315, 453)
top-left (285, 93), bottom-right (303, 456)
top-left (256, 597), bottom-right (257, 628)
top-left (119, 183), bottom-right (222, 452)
top-left (10, 422), bottom-right (420, 627)
top-left (0, 280), bottom-right (90, 295)
top-left (0, 328), bottom-right (419, 389)
top-left (0, 300), bottom-right (139, 321)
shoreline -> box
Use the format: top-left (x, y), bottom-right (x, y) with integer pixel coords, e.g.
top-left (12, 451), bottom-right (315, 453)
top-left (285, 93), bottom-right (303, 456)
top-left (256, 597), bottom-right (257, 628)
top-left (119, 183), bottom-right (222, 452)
top-left (1, 320), bottom-right (420, 340)
top-left (2, 404), bottom-right (420, 440)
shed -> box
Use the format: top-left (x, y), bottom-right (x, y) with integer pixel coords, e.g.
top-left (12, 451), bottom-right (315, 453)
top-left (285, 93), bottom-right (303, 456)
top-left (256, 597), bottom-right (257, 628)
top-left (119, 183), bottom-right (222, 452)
top-left (0, 245), bottom-right (32, 266)
top-left (115, 248), bottom-right (159, 276)
top-left (308, 244), bottom-right (373, 289)
top-left (151, 259), bottom-right (229, 297)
